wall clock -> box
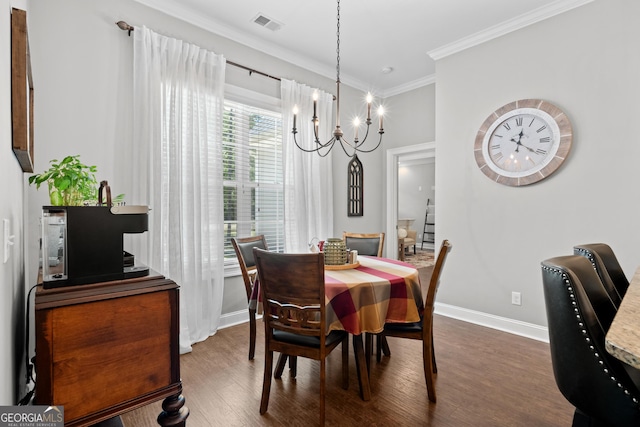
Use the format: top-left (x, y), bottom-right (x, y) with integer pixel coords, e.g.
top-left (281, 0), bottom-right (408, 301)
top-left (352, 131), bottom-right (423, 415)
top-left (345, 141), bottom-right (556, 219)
top-left (474, 99), bottom-right (572, 186)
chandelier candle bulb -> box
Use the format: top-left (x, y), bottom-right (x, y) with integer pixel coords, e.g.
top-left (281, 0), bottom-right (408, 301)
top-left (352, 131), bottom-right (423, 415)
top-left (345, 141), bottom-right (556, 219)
top-left (378, 106), bottom-right (384, 131)
top-left (353, 117), bottom-right (360, 140)
top-left (293, 105), bottom-right (298, 129)
top-left (313, 92), bottom-right (318, 118)
top-left (366, 93), bottom-right (372, 121)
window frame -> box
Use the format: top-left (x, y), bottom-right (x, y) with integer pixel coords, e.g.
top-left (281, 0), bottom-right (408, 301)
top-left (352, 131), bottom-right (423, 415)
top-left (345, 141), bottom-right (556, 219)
top-left (223, 84), bottom-right (283, 278)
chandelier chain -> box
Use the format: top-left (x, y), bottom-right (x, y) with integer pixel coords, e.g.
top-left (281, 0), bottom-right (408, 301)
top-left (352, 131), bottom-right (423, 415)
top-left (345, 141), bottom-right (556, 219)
top-left (290, 0), bottom-right (384, 157)
top-left (336, 0), bottom-right (340, 82)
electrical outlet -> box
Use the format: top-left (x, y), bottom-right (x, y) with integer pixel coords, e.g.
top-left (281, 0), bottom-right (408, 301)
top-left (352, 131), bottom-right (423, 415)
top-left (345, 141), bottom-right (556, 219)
top-left (511, 291), bottom-right (521, 306)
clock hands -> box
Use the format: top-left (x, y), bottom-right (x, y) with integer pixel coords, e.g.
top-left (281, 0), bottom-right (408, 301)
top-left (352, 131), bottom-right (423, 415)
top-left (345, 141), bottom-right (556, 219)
top-left (510, 129), bottom-right (537, 154)
top-left (510, 129), bottom-right (524, 152)
top-left (512, 140), bottom-right (536, 153)
top-left (510, 129), bottom-right (524, 144)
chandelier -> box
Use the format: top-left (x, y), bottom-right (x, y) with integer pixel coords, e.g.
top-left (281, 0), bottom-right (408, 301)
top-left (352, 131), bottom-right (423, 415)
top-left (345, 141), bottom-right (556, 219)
top-left (292, 0), bottom-right (384, 157)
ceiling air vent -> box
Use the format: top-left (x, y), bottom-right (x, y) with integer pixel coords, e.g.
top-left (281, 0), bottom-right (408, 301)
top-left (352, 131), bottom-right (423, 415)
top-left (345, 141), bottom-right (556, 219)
top-left (252, 13), bottom-right (283, 32)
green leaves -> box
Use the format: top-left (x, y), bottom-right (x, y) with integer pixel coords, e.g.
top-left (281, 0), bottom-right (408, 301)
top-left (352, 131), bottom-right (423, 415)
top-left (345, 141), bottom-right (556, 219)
top-left (28, 155), bottom-right (99, 206)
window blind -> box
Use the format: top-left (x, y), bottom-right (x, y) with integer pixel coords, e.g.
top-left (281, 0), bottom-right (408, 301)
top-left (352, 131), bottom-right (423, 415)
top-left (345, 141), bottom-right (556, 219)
top-left (222, 98), bottom-right (284, 260)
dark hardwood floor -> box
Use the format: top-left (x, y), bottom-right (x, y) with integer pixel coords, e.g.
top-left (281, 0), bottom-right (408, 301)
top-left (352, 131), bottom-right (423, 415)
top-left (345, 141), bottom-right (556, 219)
top-left (121, 267), bottom-right (573, 426)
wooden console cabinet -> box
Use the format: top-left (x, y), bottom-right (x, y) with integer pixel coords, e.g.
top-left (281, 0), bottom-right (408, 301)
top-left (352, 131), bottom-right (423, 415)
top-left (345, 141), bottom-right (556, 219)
top-left (34, 272), bottom-right (188, 427)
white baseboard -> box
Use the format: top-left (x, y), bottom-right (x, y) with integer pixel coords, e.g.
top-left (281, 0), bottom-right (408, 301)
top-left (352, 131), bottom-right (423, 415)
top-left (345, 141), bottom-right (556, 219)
top-left (219, 309), bottom-right (261, 330)
top-left (434, 302), bottom-right (549, 343)
top-left (218, 304), bottom-right (549, 343)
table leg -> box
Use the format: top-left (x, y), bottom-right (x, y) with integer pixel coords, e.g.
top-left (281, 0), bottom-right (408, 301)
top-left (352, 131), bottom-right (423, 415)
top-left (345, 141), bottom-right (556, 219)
top-left (365, 333), bottom-right (373, 373)
top-left (381, 335), bottom-right (391, 357)
top-left (352, 334), bottom-right (371, 401)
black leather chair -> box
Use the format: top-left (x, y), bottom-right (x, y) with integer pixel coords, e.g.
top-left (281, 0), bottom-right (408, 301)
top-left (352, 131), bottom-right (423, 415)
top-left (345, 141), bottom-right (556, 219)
top-left (342, 232), bottom-right (385, 257)
top-left (541, 255), bottom-right (640, 426)
top-left (574, 243), bottom-right (629, 305)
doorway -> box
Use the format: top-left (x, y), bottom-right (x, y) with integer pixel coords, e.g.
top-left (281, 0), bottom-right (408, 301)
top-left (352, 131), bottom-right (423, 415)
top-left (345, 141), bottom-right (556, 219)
top-left (385, 142), bottom-right (436, 259)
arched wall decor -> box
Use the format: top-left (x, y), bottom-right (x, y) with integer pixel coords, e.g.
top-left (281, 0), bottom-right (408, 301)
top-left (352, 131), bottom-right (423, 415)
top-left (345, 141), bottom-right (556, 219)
top-left (347, 155), bottom-right (363, 216)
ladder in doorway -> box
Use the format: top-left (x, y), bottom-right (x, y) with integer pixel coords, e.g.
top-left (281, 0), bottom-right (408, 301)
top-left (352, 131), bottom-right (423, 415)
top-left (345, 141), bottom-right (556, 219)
top-left (421, 199), bottom-right (435, 249)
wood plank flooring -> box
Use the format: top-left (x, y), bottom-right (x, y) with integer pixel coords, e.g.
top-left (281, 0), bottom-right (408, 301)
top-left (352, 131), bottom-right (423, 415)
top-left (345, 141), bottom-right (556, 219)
top-left (121, 269), bottom-right (574, 426)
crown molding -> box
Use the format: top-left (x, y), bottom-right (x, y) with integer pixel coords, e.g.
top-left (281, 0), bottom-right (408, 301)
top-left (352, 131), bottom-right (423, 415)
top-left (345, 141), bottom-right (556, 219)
top-left (133, 0), bottom-right (435, 97)
top-left (381, 74), bottom-right (436, 99)
top-left (427, 0), bottom-right (594, 61)
top-left (133, 0), bottom-right (375, 92)
top-left (134, 0), bottom-right (590, 98)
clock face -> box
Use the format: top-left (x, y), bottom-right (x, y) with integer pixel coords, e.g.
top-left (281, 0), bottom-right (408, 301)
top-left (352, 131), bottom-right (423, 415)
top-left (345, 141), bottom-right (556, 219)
top-left (474, 99), bottom-right (572, 186)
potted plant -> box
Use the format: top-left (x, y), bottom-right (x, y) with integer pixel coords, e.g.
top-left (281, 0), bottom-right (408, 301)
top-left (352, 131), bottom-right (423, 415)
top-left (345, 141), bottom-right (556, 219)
top-left (28, 155), bottom-right (98, 206)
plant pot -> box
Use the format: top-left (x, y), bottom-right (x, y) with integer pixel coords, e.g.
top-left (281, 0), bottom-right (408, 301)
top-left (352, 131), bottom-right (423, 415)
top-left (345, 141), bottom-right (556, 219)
top-left (48, 180), bottom-right (84, 206)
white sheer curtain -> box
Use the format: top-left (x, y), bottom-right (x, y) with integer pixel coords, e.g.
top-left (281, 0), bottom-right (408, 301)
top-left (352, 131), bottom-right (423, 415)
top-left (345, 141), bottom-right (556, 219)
top-left (281, 79), bottom-right (334, 252)
top-left (121, 26), bottom-right (225, 353)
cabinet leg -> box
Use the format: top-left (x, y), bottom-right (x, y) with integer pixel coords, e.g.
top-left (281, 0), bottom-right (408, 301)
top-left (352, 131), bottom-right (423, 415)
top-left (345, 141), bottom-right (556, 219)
top-left (157, 393), bottom-right (189, 427)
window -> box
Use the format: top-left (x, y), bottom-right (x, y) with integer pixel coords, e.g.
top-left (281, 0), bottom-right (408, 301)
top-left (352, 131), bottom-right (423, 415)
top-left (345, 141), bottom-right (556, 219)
top-left (223, 86), bottom-right (284, 267)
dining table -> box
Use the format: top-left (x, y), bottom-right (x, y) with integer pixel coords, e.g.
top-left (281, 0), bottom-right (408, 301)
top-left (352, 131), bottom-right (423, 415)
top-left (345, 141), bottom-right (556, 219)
top-left (249, 254), bottom-right (423, 401)
top-left (605, 266), bottom-right (640, 368)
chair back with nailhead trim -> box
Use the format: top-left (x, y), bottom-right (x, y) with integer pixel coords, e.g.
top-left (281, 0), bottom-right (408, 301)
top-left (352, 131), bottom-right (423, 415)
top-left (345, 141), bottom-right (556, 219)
top-left (542, 255), bottom-right (640, 426)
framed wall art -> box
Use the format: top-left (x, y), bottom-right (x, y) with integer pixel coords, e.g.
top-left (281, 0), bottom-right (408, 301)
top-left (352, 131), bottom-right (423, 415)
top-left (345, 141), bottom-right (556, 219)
top-left (347, 154), bottom-right (363, 216)
top-left (11, 8), bottom-right (34, 173)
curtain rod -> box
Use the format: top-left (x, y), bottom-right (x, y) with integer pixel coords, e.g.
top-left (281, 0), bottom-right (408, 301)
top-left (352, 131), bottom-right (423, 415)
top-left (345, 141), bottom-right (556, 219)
top-left (116, 21), bottom-right (281, 82)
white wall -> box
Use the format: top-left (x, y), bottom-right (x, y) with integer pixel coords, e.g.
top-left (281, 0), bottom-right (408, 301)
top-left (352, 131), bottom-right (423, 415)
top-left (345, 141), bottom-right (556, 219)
top-left (436, 0), bottom-right (640, 327)
top-left (1, 0), bottom-right (29, 404)
top-left (380, 84), bottom-right (436, 243)
top-left (385, 84), bottom-right (436, 151)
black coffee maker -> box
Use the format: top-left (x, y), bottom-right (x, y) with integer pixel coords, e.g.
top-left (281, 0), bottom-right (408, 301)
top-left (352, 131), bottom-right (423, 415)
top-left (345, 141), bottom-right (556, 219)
top-left (42, 205), bottom-right (149, 288)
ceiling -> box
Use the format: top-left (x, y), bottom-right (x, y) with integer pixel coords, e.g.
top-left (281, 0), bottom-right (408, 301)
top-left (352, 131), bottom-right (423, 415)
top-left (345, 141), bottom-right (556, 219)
top-left (133, 0), bottom-right (592, 97)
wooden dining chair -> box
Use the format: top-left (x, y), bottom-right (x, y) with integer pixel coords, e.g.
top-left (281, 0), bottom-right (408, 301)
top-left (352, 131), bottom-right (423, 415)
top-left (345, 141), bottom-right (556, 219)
top-left (253, 248), bottom-right (349, 426)
top-left (343, 232), bottom-right (385, 257)
top-left (231, 235), bottom-right (268, 360)
top-left (376, 239), bottom-right (451, 403)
